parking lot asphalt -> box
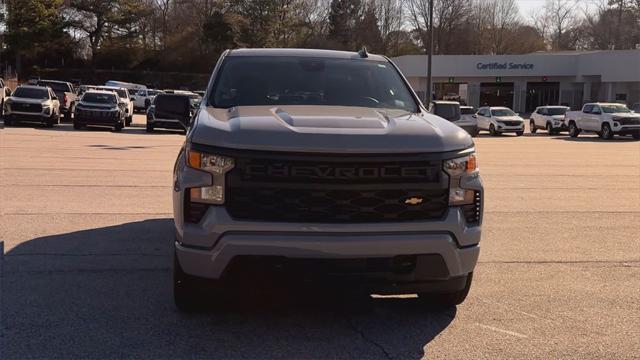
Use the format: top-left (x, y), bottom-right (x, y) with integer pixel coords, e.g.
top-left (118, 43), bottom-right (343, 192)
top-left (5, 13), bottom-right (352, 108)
top-left (1, 114), bottom-right (639, 359)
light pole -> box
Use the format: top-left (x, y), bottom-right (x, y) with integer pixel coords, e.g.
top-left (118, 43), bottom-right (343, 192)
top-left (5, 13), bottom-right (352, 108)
top-left (426, 0), bottom-right (434, 103)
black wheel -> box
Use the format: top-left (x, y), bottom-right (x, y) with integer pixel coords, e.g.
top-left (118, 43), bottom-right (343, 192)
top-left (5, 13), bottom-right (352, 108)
top-left (632, 133), bottom-right (640, 139)
top-left (601, 123), bottom-right (614, 140)
top-left (515, 131), bottom-right (524, 136)
top-left (546, 122), bottom-right (555, 135)
top-left (146, 123), bottom-right (154, 133)
top-left (45, 115), bottom-right (55, 128)
top-left (569, 122), bottom-right (579, 138)
top-left (530, 121), bottom-right (537, 134)
top-left (470, 129), bottom-right (478, 137)
top-left (125, 116), bottom-right (132, 127)
top-left (114, 123), bottom-right (123, 132)
top-left (418, 273), bottom-right (474, 308)
top-left (145, 99), bottom-right (151, 109)
top-left (4, 117), bottom-right (12, 126)
top-left (63, 110), bottom-right (71, 122)
top-left (489, 124), bottom-right (498, 136)
top-left (73, 120), bottom-right (82, 130)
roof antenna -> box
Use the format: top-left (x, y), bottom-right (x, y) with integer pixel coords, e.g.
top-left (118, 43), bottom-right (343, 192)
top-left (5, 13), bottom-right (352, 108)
top-left (358, 46), bottom-right (368, 58)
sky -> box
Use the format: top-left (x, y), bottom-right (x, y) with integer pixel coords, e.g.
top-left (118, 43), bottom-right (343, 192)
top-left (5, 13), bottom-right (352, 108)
top-left (518, 0), bottom-right (547, 19)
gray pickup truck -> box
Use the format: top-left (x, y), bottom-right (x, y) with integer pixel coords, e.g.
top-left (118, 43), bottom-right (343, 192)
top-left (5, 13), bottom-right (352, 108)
top-left (37, 80), bottom-right (77, 121)
top-left (172, 49), bottom-right (483, 311)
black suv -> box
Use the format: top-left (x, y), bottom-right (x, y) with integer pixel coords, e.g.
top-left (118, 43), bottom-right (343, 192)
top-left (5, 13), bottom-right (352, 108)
top-left (146, 94), bottom-right (192, 133)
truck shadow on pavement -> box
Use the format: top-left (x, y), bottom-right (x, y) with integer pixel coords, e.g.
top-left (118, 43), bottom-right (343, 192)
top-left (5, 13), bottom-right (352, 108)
top-left (3, 219), bottom-right (456, 359)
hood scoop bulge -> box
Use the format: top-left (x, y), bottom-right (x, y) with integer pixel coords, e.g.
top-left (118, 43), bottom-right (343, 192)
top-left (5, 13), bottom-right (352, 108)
top-left (270, 107), bottom-right (389, 129)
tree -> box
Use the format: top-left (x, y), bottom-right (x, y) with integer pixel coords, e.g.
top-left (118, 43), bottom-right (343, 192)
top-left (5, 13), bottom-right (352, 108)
top-left (4, 0), bottom-right (68, 72)
top-left (328, 0), bottom-right (363, 49)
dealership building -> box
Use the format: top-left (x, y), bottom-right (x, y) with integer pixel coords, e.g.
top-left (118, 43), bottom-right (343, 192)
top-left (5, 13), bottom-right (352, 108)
top-left (392, 50), bottom-right (640, 112)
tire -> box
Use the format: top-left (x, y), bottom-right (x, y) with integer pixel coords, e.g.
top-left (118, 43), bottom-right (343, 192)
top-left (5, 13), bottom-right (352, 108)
top-left (4, 117), bottom-right (12, 126)
top-left (73, 120), bottom-right (82, 130)
top-left (64, 110), bottom-right (71, 122)
top-left (632, 133), bottom-right (640, 140)
top-left (601, 123), bottom-right (614, 140)
top-left (114, 123), bottom-right (123, 132)
top-left (125, 115), bottom-right (132, 127)
top-left (45, 114), bottom-right (56, 128)
top-left (530, 121), bottom-right (537, 134)
top-left (568, 122), bottom-right (579, 138)
top-left (489, 124), bottom-right (498, 136)
top-left (470, 130), bottom-right (478, 137)
top-left (546, 122), bottom-right (555, 135)
top-left (146, 123), bottom-right (154, 133)
top-left (515, 131), bottom-right (524, 136)
top-left (418, 273), bottom-right (474, 308)
top-left (145, 99), bottom-right (151, 110)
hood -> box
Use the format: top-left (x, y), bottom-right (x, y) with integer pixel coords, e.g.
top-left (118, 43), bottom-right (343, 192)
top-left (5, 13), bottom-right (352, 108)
top-left (78, 101), bottom-right (118, 109)
top-left (191, 105), bottom-right (473, 153)
top-left (612, 112), bottom-right (640, 118)
top-left (9, 97), bottom-right (48, 105)
top-left (495, 116), bottom-right (523, 122)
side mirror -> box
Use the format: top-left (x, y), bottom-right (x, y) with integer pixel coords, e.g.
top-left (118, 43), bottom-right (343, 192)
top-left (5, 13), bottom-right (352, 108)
top-left (130, 97), bottom-right (136, 101)
top-left (52, 96), bottom-right (58, 101)
top-left (472, 114), bottom-right (477, 118)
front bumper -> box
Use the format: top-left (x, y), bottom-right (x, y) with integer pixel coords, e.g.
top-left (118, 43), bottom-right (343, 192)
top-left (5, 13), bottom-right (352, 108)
top-left (612, 124), bottom-right (640, 135)
top-left (75, 110), bottom-right (122, 126)
top-left (174, 181), bottom-right (482, 289)
top-left (5, 111), bottom-right (50, 123)
top-left (496, 123), bottom-right (524, 132)
top-left (148, 115), bottom-right (187, 130)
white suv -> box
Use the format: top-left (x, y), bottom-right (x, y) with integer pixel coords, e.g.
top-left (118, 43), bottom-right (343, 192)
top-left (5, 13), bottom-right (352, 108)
top-left (133, 89), bottom-right (163, 112)
top-left (476, 106), bottom-right (524, 136)
top-left (530, 106), bottom-right (570, 135)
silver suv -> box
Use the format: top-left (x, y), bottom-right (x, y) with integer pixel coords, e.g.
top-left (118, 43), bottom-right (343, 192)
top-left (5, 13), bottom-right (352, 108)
top-left (172, 49), bottom-right (483, 311)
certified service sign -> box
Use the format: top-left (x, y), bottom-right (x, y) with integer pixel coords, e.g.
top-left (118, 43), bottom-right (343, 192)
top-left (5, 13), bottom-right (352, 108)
top-left (476, 62), bottom-right (534, 70)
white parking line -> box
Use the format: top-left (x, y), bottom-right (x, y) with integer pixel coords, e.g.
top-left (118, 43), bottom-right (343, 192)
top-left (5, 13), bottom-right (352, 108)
top-left (476, 323), bottom-right (528, 338)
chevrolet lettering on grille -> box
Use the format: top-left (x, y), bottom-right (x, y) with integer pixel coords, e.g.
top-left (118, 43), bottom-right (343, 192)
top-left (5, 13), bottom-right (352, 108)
top-left (243, 164), bottom-right (436, 180)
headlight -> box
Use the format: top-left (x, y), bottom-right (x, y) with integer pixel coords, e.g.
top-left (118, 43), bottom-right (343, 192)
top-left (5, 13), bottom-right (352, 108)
top-left (444, 153), bottom-right (478, 205)
top-left (186, 149), bottom-right (235, 204)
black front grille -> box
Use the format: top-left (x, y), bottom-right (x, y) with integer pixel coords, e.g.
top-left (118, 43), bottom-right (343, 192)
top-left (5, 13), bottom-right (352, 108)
top-left (618, 117), bottom-right (640, 125)
top-left (500, 121), bottom-right (521, 126)
top-left (12, 103), bottom-right (42, 113)
top-left (226, 155), bottom-right (448, 223)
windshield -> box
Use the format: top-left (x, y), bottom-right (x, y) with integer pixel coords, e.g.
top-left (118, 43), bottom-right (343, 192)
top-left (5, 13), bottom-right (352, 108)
top-left (460, 107), bottom-right (476, 115)
top-left (13, 87), bottom-right (49, 99)
top-left (601, 104), bottom-right (630, 113)
top-left (491, 108), bottom-right (516, 117)
top-left (211, 56), bottom-right (418, 112)
top-left (82, 93), bottom-right (117, 104)
top-left (546, 108), bottom-right (568, 115)
top-left (38, 81), bottom-right (70, 92)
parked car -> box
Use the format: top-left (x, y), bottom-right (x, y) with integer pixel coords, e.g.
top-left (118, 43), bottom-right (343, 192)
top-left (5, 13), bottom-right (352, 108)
top-left (133, 89), bottom-right (164, 112)
top-left (171, 48), bottom-right (483, 311)
top-left (91, 86), bottom-right (134, 126)
top-left (565, 102), bottom-right (640, 139)
top-left (3, 85), bottom-right (61, 127)
top-left (73, 90), bottom-right (126, 131)
top-left (476, 106), bottom-right (524, 136)
top-left (530, 106), bottom-right (570, 135)
top-left (36, 80), bottom-right (77, 121)
top-left (631, 103), bottom-right (640, 113)
top-left (146, 94), bottom-right (192, 133)
top-left (428, 100), bottom-right (478, 137)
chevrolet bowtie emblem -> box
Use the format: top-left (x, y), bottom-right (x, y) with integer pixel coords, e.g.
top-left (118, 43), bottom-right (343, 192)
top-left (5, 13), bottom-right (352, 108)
top-left (404, 197), bottom-right (423, 205)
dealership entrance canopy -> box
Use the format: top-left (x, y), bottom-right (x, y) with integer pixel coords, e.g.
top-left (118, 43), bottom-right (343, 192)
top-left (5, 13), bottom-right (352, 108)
top-left (392, 50), bottom-right (640, 112)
